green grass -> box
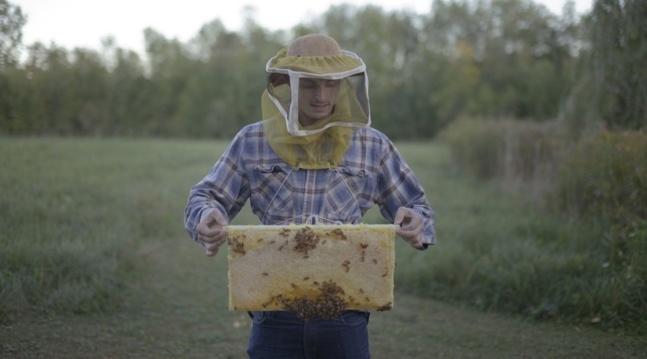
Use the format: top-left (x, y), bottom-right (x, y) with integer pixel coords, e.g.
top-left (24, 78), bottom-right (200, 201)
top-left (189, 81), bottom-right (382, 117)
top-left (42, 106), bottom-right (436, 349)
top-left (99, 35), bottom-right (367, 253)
top-left (393, 141), bottom-right (646, 333)
top-left (1, 137), bottom-right (646, 358)
top-left (435, 120), bottom-right (647, 333)
top-left (0, 138), bottom-right (226, 320)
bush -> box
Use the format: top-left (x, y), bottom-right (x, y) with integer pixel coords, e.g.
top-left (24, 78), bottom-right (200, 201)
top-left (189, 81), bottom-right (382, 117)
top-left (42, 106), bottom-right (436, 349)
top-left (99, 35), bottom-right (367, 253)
top-left (556, 130), bottom-right (647, 227)
top-left (435, 123), bottom-right (647, 333)
top-left (438, 117), bottom-right (563, 205)
top-left (554, 130), bottom-right (647, 331)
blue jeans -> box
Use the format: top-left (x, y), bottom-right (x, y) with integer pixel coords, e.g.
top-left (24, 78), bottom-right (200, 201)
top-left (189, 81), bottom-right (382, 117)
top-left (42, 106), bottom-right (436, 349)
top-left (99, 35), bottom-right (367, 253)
top-left (247, 311), bottom-right (371, 359)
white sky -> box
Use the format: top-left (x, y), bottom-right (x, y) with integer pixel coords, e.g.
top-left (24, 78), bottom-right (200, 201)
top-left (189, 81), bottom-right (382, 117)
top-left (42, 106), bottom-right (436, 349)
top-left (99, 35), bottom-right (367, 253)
top-left (13, 0), bottom-right (592, 56)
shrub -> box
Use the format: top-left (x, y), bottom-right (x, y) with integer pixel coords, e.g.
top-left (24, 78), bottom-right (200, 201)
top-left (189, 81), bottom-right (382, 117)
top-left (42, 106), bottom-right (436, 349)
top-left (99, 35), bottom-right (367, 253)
top-left (438, 117), bottom-right (563, 205)
top-left (438, 117), bottom-right (507, 179)
top-left (554, 130), bottom-right (647, 331)
top-left (435, 123), bottom-right (647, 333)
top-left (555, 130), bottom-right (647, 227)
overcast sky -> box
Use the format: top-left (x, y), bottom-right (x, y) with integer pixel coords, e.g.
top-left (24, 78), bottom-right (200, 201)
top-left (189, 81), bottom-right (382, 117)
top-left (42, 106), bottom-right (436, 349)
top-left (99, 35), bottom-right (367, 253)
top-left (13, 0), bottom-right (593, 56)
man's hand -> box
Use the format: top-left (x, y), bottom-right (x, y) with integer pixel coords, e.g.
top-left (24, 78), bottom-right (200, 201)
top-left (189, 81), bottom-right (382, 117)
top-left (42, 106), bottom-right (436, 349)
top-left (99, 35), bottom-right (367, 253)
top-left (394, 207), bottom-right (425, 249)
top-left (196, 209), bottom-right (229, 256)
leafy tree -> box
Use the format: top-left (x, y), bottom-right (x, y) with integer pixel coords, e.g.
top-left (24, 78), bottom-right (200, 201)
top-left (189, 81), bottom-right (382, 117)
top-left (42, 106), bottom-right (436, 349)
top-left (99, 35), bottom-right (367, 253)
top-left (144, 28), bottom-right (198, 135)
top-left (69, 48), bottom-right (110, 134)
top-left (101, 39), bottom-right (153, 135)
top-left (1, 0), bottom-right (590, 138)
top-left (0, 0), bottom-right (27, 134)
top-left (564, 0), bottom-right (647, 132)
top-left (423, 0), bottom-right (574, 125)
top-left (0, 0), bottom-right (26, 70)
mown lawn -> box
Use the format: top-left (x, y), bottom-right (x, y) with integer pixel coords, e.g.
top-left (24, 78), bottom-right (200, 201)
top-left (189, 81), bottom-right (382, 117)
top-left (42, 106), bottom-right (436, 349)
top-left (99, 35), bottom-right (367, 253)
top-left (1, 138), bottom-right (645, 358)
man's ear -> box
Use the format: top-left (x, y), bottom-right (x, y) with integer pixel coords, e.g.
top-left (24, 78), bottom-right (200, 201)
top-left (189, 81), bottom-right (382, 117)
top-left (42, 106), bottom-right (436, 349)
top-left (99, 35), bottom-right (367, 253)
top-left (268, 73), bottom-right (289, 87)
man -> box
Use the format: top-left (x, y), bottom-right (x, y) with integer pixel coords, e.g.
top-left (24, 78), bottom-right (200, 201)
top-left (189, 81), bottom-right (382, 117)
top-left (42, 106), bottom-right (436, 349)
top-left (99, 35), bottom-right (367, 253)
top-left (185, 33), bottom-right (436, 358)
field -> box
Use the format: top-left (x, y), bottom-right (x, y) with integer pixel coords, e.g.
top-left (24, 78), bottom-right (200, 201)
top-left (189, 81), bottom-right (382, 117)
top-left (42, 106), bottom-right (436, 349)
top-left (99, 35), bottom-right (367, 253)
top-left (1, 138), bottom-right (645, 358)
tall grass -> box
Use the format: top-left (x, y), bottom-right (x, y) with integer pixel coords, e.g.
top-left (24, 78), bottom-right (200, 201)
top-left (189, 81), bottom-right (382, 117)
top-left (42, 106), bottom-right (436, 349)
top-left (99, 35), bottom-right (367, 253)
top-left (436, 119), bottom-right (647, 333)
top-left (390, 143), bottom-right (605, 319)
top-left (554, 130), bottom-right (647, 331)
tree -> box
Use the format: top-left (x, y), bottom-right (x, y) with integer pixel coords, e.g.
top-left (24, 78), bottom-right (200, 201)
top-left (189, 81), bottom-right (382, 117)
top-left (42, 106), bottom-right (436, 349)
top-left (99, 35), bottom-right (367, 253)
top-left (0, 0), bottom-right (27, 134)
top-left (423, 0), bottom-right (574, 124)
top-left (0, 0), bottom-right (591, 138)
top-left (565, 0), bottom-right (647, 132)
top-left (0, 0), bottom-right (26, 70)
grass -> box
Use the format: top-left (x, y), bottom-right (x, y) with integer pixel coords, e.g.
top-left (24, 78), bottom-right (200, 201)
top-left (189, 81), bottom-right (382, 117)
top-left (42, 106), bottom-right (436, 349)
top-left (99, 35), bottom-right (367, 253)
top-left (436, 120), bottom-right (647, 333)
top-left (0, 138), bottom-right (216, 320)
top-left (1, 137), bottom-right (646, 358)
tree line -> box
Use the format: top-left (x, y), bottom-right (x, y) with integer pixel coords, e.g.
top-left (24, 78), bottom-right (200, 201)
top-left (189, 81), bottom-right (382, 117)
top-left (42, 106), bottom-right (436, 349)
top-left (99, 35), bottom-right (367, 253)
top-left (1, 0), bottom-right (645, 139)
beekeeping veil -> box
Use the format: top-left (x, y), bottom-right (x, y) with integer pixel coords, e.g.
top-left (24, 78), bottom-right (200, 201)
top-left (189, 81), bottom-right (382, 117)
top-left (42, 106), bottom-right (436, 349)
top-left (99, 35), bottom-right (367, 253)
top-left (262, 34), bottom-right (371, 169)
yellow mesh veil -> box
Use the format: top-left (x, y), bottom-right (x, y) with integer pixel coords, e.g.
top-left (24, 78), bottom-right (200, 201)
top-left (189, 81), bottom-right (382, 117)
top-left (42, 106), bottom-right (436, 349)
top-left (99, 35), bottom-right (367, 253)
top-left (262, 88), bottom-right (355, 169)
top-left (262, 35), bottom-right (371, 169)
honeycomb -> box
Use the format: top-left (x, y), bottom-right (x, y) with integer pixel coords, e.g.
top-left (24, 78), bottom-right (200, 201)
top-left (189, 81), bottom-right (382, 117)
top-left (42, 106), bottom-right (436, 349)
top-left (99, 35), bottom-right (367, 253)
top-left (226, 224), bottom-right (397, 319)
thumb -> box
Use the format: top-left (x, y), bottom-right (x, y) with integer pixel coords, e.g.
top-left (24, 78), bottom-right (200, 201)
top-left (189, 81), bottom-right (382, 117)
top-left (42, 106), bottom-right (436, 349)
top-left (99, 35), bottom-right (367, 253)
top-left (208, 209), bottom-right (229, 226)
top-left (393, 207), bottom-right (408, 226)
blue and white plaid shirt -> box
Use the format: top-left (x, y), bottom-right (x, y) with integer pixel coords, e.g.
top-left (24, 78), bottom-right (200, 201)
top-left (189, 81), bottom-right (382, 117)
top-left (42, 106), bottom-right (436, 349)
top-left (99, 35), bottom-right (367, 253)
top-left (184, 122), bottom-right (436, 246)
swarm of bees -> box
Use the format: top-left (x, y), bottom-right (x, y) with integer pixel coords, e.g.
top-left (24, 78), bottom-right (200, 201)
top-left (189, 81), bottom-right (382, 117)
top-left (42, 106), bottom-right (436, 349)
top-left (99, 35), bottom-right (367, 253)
top-left (293, 227), bottom-right (320, 255)
top-left (228, 234), bottom-right (246, 255)
top-left (278, 280), bottom-right (348, 320)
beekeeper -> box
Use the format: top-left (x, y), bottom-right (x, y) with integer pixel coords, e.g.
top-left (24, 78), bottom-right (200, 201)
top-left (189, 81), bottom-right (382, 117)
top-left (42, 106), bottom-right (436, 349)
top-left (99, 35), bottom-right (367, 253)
top-left (185, 33), bottom-right (436, 359)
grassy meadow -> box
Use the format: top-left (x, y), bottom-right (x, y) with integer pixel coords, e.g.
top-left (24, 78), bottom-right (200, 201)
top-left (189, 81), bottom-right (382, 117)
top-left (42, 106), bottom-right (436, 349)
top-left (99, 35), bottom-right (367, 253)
top-left (1, 137), bottom-right (646, 358)
top-left (1, 138), bottom-right (217, 318)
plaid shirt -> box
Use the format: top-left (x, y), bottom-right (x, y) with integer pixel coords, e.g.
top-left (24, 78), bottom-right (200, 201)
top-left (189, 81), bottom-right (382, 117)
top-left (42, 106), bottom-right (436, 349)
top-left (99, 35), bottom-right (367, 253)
top-left (184, 122), bottom-right (436, 246)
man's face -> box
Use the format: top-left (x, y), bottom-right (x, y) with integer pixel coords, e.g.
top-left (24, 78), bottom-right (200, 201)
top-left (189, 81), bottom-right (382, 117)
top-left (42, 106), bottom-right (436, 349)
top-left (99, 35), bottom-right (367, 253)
top-left (297, 78), bottom-right (341, 126)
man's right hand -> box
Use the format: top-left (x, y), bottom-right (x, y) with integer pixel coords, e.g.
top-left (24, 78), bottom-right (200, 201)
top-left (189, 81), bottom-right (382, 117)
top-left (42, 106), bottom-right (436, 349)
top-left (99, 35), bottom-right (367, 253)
top-left (196, 209), bottom-right (229, 256)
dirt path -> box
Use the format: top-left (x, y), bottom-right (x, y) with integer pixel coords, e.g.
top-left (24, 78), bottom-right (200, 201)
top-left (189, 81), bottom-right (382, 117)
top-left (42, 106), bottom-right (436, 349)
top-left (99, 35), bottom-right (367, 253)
top-left (2, 238), bottom-right (645, 359)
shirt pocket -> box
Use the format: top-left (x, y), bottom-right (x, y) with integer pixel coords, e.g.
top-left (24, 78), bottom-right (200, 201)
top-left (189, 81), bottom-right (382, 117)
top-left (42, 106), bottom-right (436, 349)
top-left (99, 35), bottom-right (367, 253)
top-left (324, 167), bottom-right (373, 223)
top-left (251, 165), bottom-right (294, 224)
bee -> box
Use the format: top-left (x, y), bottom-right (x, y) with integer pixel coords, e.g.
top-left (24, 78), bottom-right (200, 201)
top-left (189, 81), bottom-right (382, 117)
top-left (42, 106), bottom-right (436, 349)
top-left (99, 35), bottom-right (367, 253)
top-left (261, 299), bottom-right (273, 308)
top-left (279, 228), bottom-right (291, 237)
top-left (331, 228), bottom-right (347, 240)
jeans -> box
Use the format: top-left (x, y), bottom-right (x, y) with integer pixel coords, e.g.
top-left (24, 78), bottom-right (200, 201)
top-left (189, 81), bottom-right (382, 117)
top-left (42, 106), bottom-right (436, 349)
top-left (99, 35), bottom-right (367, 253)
top-left (247, 311), bottom-right (371, 359)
